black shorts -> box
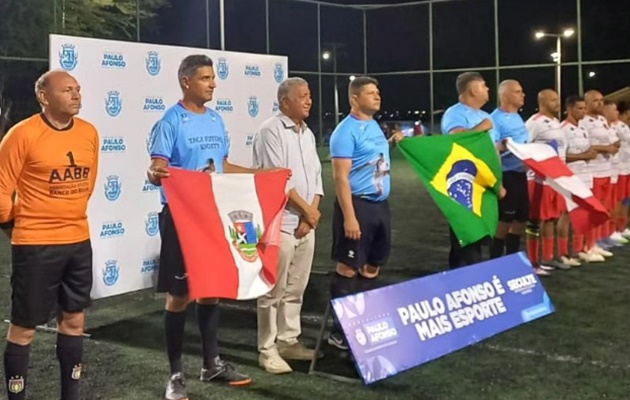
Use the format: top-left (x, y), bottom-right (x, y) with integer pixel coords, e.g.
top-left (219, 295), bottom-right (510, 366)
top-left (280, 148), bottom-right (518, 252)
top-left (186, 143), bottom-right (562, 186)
top-left (331, 197), bottom-right (391, 269)
top-left (499, 171), bottom-right (529, 223)
top-left (156, 204), bottom-right (189, 296)
top-left (11, 240), bottom-right (93, 329)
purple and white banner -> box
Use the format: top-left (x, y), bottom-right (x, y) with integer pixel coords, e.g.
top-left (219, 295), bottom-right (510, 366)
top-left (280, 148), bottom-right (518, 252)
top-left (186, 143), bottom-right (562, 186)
top-left (332, 252), bottom-right (554, 384)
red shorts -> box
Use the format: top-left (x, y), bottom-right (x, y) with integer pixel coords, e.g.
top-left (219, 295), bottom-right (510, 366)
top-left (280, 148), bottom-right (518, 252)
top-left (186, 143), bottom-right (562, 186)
top-left (528, 181), bottom-right (565, 221)
top-left (616, 174), bottom-right (630, 201)
top-left (592, 177), bottom-right (612, 211)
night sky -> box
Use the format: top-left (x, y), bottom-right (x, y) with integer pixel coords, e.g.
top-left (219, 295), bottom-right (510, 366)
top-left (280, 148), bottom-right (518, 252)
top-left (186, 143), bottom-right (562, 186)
top-left (143, 0), bottom-right (630, 132)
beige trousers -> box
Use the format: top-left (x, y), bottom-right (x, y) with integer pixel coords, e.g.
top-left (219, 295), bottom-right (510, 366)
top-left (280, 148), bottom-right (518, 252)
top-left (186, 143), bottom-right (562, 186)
top-left (257, 230), bottom-right (315, 355)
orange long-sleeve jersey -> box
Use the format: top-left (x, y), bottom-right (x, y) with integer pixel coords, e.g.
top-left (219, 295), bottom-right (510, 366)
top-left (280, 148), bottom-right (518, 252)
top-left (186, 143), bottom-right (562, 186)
top-left (0, 113), bottom-right (99, 245)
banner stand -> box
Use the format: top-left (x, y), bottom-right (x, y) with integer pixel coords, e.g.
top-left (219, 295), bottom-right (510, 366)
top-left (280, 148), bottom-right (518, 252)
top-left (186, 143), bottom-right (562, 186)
top-left (307, 302), bottom-right (361, 384)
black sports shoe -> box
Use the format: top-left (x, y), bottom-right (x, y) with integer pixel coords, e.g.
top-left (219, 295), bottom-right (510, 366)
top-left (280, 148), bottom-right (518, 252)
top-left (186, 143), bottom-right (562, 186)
top-left (327, 332), bottom-right (349, 351)
top-left (165, 372), bottom-right (188, 400)
top-left (200, 357), bottom-right (252, 386)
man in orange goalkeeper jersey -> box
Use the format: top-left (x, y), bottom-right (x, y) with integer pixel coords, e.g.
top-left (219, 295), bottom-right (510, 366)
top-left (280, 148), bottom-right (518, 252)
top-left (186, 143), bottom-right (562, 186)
top-left (0, 70), bottom-right (99, 400)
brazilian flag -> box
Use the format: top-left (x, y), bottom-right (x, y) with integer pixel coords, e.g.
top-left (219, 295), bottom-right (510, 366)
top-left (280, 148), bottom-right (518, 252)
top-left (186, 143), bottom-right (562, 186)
top-left (398, 131), bottom-right (502, 246)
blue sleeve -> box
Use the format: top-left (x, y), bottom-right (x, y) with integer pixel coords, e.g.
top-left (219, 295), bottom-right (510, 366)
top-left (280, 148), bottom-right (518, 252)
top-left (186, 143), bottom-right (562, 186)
top-left (149, 118), bottom-right (175, 160)
top-left (330, 126), bottom-right (355, 158)
top-left (441, 109), bottom-right (468, 134)
top-left (222, 119), bottom-right (230, 160)
top-left (489, 114), bottom-right (502, 142)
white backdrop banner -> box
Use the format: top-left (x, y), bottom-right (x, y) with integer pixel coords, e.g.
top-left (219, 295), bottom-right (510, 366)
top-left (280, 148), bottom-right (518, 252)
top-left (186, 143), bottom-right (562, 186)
top-left (49, 34), bottom-right (288, 299)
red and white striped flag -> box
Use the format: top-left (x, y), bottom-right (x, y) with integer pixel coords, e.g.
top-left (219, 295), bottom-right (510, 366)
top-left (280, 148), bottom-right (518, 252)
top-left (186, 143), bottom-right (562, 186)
top-left (162, 168), bottom-right (289, 300)
top-left (506, 140), bottom-right (608, 233)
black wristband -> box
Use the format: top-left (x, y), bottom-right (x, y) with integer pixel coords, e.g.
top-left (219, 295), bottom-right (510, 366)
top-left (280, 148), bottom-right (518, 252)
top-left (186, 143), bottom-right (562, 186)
top-left (0, 220), bottom-right (14, 230)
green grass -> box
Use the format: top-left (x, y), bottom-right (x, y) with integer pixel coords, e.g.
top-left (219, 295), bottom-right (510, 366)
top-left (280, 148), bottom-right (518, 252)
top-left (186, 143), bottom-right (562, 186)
top-left (1, 147), bottom-right (629, 399)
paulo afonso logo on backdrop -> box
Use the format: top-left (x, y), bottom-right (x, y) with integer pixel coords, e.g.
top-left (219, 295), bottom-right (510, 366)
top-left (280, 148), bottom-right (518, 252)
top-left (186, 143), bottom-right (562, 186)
top-left (105, 91), bottom-right (123, 117)
top-left (59, 43), bottom-right (78, 71)
top-left (145, 51), bottom-right (161, 76)
top-left (104, 175), bottom-right (122, 201)
top-left (217, 58), bottom-right (229, 80)
top-left (103, 259), bottom-right (120, 287)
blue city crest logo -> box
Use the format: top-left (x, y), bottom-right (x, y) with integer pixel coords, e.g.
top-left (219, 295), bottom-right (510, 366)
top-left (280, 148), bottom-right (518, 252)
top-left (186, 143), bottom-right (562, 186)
top-left (145, 212), bottom-right (159, 237)
top-left (248, 96), bottom-right (259, 118)
top-left (105, 91), bottom-right (122, 117)
top-left (103, 260), bottom-right (120, 286)
top-left (59, 44), bottom-right (78, 71)
top-left (273, 63), bottom-right (284, 83)
top-left (217, 57), bottom-right (229, 80)
top-left (145, 51), bottom-right (161, 76)
top-left (104, 175), bottom-right (122, 201)
top-left (272, 101), bottom-right (279, 112)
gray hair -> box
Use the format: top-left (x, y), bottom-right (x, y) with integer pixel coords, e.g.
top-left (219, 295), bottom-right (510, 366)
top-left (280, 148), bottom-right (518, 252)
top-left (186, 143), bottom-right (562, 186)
top-left (178, 55), bottom-right (214, 85)
top-left (277, 77), bottom-right (308, 104)
top-left (498, 79), bottom-right (520, 98)
top-left (456, 72), bottom-right (484, 95)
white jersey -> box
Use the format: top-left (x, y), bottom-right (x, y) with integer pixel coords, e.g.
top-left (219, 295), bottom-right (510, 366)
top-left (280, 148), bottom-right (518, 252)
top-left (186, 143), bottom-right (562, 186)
top-left (562, 120), bottom-right (593, 188)
top-left (612, 120), bottom-right (630, 176)
top-left (525, 113), bottom-right (567, 183)
top-left (580, 115), bottom-right (613, 179)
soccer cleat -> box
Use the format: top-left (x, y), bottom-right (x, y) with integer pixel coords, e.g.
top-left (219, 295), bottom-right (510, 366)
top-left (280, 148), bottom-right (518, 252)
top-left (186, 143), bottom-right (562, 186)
top-left (534, 266), bottom-right (551, 276)
top-left (592, 245), bottom-right (613, 258)
top-left (560, 256), bottom-right (581, 267)
top-left (540, 259), bottom-right (571, 271)
top-left (610, 232), bottom-right (629, 244)
top-left (578, 251), bottom-right (605, 263)
top-left (165, 372), bottom-right (188, 400)
top-left (327, 332), bottom-right (349, 351)
top-left (200, 358), bottom-right (252, 386)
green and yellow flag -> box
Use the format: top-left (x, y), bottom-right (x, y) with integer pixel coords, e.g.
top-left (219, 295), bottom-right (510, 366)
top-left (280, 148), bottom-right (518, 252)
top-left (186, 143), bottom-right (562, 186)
top-left (398, 131), bottom-right (502, 246)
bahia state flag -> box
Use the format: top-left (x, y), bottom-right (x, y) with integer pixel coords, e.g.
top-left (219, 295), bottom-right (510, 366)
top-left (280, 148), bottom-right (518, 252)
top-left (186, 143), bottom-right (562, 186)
top-left (398, 131), bottom-right (502, 246)
top-left (162, 168), bottom-right (289, 300)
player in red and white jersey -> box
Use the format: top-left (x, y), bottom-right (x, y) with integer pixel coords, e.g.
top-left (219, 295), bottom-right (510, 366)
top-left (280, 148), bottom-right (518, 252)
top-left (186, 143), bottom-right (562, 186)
top-left (525, 89), bottom-right (573, 272)
top-left (560, 96), bottom-right (602, 263)
top-left (580, 90), bottom-right (620, 257)
top-left (605, 100), bottom-right (630, 239)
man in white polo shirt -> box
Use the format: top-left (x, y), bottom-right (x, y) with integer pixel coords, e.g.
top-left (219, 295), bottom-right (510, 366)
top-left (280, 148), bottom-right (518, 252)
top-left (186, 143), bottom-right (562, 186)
top-left (253, 77), bottom-right (324, 374)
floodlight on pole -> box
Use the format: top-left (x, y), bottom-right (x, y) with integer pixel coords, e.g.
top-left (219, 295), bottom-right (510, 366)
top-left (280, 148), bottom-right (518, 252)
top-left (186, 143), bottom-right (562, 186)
top-left (535, 31), bottom-right (545, 40)
top-left (322, 51), bottom-right (331, 60)
top-left (349, 75), bottom-right (356, 81)
top-left (589, 71), bottom-right (596, 78)
top-left (563, 28), bottom-right (575, 38)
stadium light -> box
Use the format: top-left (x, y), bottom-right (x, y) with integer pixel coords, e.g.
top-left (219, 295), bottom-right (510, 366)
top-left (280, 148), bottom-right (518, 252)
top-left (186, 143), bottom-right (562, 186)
top-left (589, 71), bottom-right (596, 78)
top-left (349, 75), bottom-right (356, 81)
top-left (532, 27), bottom-right (575, 116)
top-left (322, 51), bottom-right (331, 60)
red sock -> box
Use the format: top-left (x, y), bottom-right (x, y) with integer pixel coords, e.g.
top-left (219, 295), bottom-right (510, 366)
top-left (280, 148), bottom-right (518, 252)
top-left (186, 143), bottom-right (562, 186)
top-left (616, 216), bottom-right (628, 232)
top-left (527, 236), bottom-right (539, 265)
top-left (572, 234), bottom-right (584, 254)
top-left (586, 229), bottom-right (596, 250)
top-left (558, 237), bottom-right (569, 257)
top-left (542, 237), bottom-right (555, 261)
top-left (607, 220), bottom-right (615, 236)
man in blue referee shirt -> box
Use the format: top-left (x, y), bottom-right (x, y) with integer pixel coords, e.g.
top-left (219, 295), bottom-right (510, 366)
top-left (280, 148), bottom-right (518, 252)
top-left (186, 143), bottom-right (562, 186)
top-left (489, 80), bottom-right (530, 261)
top-left (327, 76), bottom-right (403, 349)
top-left (441, 71), bottom-right (504, 268)
top-left (146, 55), bottom-right (283, 399)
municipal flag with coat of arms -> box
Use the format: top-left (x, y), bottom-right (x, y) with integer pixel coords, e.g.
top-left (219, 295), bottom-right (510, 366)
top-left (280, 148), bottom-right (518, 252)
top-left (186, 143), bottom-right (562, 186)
top-left (398, 131), bottom-right (502, 246)
top-left (162, 168), bottom-right (289, 300)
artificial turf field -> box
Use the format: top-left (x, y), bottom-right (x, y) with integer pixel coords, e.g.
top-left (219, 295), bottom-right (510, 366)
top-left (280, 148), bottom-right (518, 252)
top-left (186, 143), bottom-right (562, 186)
top-left (0, 148), bottom-right (629, 399)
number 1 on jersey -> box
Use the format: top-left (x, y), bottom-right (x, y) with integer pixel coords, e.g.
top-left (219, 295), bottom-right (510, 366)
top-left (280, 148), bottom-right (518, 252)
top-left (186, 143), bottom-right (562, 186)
top-left (66, 151), bottom-right (76, 166)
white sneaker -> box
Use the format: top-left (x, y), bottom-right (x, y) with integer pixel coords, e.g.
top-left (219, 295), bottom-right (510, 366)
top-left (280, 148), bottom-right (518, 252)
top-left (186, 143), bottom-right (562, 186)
top-left (578, 251), bottom-right (605, 263)
top-left (560, 256), bottom-right (581, 267)
top-left (610, 232), bottom-right (629, 244)
top-left (621, 228), bottom-right (630, 238)
top-left (259, 353), bottom-right (292, 374)
top-left (593, 246), bottom-right (613, 258)
top-left (534, 267), bottom-right (552, 276)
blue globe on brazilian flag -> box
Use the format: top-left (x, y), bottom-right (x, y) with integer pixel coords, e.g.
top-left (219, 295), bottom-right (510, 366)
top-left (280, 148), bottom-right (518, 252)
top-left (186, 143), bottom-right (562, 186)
top-left (399, 131), bottom-right (502, 246)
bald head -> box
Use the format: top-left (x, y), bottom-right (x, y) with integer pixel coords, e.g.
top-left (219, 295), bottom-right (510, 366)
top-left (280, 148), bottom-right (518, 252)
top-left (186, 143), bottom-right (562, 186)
top-left (537, 89), bottom-right (560, 116)
top-left (584, 90), bottom-right (604, 115)
top-left (34, 69), bottom-right (81, 117)
top-left (498, 79), bottom-right (525, 110)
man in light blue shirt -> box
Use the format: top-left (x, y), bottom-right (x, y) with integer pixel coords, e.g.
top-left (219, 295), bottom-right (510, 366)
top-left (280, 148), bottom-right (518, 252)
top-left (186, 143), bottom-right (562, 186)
top-left (489, 80), bottom-right (530, 260)
top-left (252, 77), bottom-right (323, 374)
top-left (441, 72), bottom-right (502, 268)
top-left (328, 76), bottom-right (403, 350)
top-left (146, 55), bottom-right (282, 399)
